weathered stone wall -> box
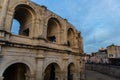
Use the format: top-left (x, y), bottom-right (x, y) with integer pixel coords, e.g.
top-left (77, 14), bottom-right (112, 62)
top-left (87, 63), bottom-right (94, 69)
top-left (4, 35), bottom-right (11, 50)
top-left (0, 0), bottom-right (85, 80)
top-left (86, 64), bottom-right (120, 79)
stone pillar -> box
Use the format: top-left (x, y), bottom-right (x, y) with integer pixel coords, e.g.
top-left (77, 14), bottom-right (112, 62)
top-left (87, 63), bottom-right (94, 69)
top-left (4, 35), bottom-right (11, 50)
top-left (25, 73), bottom-right (35, 80)
top-left (0, 76), bottom-right (4, 80)
top-left (30, 73), bottom-right (35, 80)
top-left (36, 54), bottom-right (45, 80)
top-left (63, 21), bottom-right (68, 45)
top-left (0, 45), bottom-right (1, 53)
top-left (62, 56), bottom-right (68, 80)
top-left (61, 71), bottom-right (67, 80)
top-left (0, 45), bottom-right (2, 57)
top-left (0, 0), bottom-right (10, 30)
top-left (25, 73), bottom-right (30, 80)
top-left (76, 57), bottom-right (81, 80)
top-left (79, 56), bottom-right (85, 80)
top-left (72, 72), bottom-right (77, 80)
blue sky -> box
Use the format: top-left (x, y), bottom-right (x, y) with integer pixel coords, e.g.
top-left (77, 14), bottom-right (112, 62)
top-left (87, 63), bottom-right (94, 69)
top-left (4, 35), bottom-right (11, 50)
top-left (30, 0), bottom-right (120, 53)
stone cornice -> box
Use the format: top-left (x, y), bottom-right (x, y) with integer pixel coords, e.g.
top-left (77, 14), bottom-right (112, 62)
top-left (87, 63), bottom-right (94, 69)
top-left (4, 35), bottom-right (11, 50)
top-left (0, 40), bottom-right (82, 56)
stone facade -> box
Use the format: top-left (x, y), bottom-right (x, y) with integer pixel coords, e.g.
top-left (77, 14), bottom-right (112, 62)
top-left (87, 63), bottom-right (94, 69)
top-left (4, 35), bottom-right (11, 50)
top-left (107, 44), bottom-right (120, 64)
top-left (0, 0), bottom-right (84, 80)
top-left (107, 44), bottom-right (120, 58)
top-left (90, 48), bottom-right (108, 64)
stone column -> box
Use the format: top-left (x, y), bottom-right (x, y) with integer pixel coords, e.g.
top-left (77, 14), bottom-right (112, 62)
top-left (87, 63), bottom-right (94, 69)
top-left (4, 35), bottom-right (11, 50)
top-left (36, 54), bottom-right (45, 80)
top-left (0, 0), bottom-right (10, 30)
top-left (0, 45), bottom-right (1, 53)
top-left (61, 71), bottom-right (67, 80)
top-left (25, 73), bottom-right (30, 80)
top-left (0, 76), bottom-right (4, 80)
top-left (76, 57), bottom-right (81, 80)
top-left (0, 45), bottom-right (2, 57)
top-left (72, 72), bottom-right (76, 80)
top-left (63, 21), bottom-right (68, 46)
top-left (25, 73), bottom-right (35, 80)
top-left (30, 73), bottom-right (35, 80)
top-left (62, 56), bottom-right (68, 80)
top-left (79, 57), bottom-right (85, 80)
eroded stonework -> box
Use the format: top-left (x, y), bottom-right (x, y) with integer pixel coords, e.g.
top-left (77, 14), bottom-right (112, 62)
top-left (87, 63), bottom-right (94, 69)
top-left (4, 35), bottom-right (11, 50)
top-left (0, 0), bottom-right (85, 80)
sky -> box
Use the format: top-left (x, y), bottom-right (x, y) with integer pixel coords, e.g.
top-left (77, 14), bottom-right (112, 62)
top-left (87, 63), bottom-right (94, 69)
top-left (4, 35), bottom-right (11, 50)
top-left (29, 0), bottom-right (120, 54)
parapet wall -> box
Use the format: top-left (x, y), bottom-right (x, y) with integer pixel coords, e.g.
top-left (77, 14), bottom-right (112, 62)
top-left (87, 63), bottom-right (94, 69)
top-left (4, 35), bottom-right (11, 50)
top-left (86, 64), bottom-right (120, 79)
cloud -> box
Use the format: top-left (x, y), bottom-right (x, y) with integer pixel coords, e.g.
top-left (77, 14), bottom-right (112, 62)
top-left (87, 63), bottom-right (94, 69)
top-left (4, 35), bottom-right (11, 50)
top-left (80, 0), bottom-right (120, 53)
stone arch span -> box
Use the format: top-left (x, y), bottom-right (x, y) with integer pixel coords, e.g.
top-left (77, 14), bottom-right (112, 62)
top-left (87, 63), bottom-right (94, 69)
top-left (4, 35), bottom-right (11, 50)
top-left (9, 1), bottom-right (37, 37)
top-left (67, 28), bottom-right (75, 47)
top-left (47, 17), bottom-right (62, 44)
top-left (43, 62), bottom-right (61, 80)
top-left (2, 62), bottom-right (32, 80)
top-left (0, 59), bottom-right (34, 76)
top-left (67, 63), bottom-right (75, 80)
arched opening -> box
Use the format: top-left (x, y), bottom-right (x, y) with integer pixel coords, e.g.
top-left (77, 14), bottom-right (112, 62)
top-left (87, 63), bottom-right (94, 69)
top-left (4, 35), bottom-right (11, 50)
top-left (67, 28), bottom-right (74, 47)
top-left (3, 63), bottom-right (31, 80)
top-left (11, 4), bottom-right (35, 36)
top-left (44, 63), bottom-right (61, 80)
top-left (67, 63), bottom-right (75, 80)
top-left (47, 18), bottom-right (61, 44)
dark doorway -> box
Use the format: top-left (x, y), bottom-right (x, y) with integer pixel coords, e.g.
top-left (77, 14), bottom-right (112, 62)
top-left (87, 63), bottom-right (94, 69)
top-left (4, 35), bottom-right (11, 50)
top-left (68, 65), bottom-right (71, 80)
top-left (67, 63), bottom-right (75, 80)
top-left (67, 41), bottom-right (70, 47)
top-left (44, 64), bottom-right (55, 80)
top-left (68, 65), bottom-right (73, 80)
top-left (50, 64), bottom-right (55, 80)
top-left (44, 63), bottom-right (60, 80)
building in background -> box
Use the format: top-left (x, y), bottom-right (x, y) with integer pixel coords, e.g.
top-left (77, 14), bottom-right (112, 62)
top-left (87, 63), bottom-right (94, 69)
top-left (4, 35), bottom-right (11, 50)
top-left (86, 48), bottom-right (108, 64)
top-left (86, 44), bottom-right (120, 65)
top-left (94, 48), bottom-right (108, 64)
top-left (107, 44), bottom-right (120, 64)
top-left (0, 0), bottom-right (85, 80)
top-left (84, 54), bottom-right (91, 63)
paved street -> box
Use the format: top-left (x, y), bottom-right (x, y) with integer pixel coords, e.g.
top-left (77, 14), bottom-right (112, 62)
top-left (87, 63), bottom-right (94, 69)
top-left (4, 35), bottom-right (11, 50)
top-left (85, 70), bottom-right (119, 80)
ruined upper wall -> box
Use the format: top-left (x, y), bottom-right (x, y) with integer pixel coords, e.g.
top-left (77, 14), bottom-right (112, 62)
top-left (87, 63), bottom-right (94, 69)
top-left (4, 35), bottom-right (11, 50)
top-left (0, 0), bottom-right (84, 54)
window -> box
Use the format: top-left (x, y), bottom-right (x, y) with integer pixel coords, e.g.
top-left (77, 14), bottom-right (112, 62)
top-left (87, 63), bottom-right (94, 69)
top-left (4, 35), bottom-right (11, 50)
top-left (47, 36), bottom-right (56, 43)
top-left (11, 4), bottom-right (35, 36)
top-left (67, 41), bottom-right (70, 47)
top-left (47, 18), bottom-right (61, 44)
top-left (67, 28), bottom-right (74, 47)
top-left (109, 54), bottom-right (113, 57)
